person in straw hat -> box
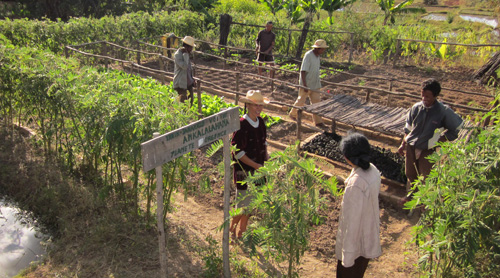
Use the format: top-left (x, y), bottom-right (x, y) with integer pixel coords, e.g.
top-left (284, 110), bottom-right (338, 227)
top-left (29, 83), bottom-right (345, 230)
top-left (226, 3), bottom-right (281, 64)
top-left (230, 90), bottom-right (270, 242)
top-left (289, 39), bottom-right (329, 128)
top-left (174, 36), bottom-right (197, 104)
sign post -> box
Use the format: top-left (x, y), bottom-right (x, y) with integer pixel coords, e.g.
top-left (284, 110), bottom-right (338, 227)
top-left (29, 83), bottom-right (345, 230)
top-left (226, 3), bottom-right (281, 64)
top-left (141, 107), bottom-right (240, 278)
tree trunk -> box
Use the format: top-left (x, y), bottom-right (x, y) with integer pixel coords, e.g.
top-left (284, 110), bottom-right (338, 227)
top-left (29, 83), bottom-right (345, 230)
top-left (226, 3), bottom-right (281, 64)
top-left (219, 14), bottom-right (232, 46)
top-left (295, 13), bottom-right (313, 59)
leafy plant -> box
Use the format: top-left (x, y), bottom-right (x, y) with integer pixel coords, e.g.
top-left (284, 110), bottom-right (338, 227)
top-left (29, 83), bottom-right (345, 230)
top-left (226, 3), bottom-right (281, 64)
top-left (279, 63), bottom-right (299, 72)
top-left (240, 144), bottom-right (340, 277)
top-left (409, 95), bottom-right (500, 277)
top-left (0, 44), bottom-right (199, 225)
top-left (200, 235), bottom-right (224, 277)
top-left (192, 93), bottom-right (237, 117)
top-left (375, 0), bottom-right (425, 25)
top-left (262, 114), bottom-right (282, 128)
top-left (321, 0), bottom-right (358, 25)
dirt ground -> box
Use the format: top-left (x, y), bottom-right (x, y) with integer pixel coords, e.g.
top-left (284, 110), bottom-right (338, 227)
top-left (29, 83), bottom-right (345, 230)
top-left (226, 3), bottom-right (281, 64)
top-left (129, 51), bottom-right (496, 277)
top-left (5, 40), bottom-right (497, 277)
top-left (174, 146), bottom-right (421, 277)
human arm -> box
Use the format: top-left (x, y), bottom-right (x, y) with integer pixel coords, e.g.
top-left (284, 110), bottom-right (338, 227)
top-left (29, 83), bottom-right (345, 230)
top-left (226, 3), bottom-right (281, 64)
top-left (174, 49), bottom-right (190, 70)
top-left (237, 154), bottom-right (263, 170)
top-left (398, 135), bottom-right (407, 156)
top-left (263, 41), bottom-right (275, 54)
top-left (442, 108), bottom-right (463, 141)
top-left (398, 107), bottom-right (414, 156)
top-left (300, 70), bottom-right (308, 92)
top-left (255, 31), bottom-right (261, 53)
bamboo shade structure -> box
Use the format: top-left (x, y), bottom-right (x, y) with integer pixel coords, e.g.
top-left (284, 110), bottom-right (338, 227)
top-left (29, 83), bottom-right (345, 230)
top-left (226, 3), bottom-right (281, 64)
top-left (303, 94), bottom-right (409, 136)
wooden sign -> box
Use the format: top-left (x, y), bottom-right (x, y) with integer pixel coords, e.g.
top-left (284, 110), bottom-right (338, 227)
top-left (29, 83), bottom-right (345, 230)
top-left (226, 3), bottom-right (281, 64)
top-left (141, 107), bottom-right (240, 172)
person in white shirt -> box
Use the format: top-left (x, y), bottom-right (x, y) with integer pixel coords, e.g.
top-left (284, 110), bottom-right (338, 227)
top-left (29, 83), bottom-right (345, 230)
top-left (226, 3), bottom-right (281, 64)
top-left (289, 39), bottom-right (329, 128)
top-left (335, 132), bottom-right (382, 278)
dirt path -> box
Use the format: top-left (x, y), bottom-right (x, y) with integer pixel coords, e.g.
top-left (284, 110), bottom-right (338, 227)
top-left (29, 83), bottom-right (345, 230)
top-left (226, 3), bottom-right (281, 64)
top-left (167, 144), bottom-right (421, 277)
top-left (169, 189), bottom-right (421, 277)
top-left (130, 53), bottom-right (492, 277)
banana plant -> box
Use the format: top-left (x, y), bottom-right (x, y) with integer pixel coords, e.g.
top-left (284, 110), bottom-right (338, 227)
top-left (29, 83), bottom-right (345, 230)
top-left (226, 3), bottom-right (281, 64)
top-left (259, 0), bottom-right (304, 24)
top-left (295, 0), bottom-right (355, 57)
top-left (376, 0), bottom-right (425, 25)
top-left (322, 0), bottom-right (358, 25)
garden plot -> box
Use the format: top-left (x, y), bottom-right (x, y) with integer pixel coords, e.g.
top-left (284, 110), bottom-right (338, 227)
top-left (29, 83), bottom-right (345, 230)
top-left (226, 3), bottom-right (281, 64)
top-left (303, 131), bottom-right (406, 184)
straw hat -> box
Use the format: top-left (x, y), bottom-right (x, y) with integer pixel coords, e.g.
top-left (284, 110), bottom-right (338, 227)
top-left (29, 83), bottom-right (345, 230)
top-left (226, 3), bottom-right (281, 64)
top-left (182, 36), bottom-right (196, 47)
top-left (311, 39), bottom-right (328, 48)
top-left (241, 90), bottom-right (270, 105)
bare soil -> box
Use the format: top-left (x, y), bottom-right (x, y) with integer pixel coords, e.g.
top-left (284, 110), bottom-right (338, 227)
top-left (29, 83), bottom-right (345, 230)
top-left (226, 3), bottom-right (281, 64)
top-left (148, 54), bottom-right (493, 277)
top-left (4, 44), bottom-right (496, 277)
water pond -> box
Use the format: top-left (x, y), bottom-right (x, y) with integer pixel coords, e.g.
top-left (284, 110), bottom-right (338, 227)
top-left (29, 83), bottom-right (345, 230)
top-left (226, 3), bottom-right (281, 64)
top-left (0, 199), bottom-right (47, 278)
top-left (423, 13), bottom-right (498, 28)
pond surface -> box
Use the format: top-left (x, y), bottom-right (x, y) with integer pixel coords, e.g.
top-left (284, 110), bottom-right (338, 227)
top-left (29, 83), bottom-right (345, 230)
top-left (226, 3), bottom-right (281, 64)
top-left (0, 199), bottom-right (47, 278)
top-left (459, 14), bottom-right (498, 28)
top-left (423, 13), bottom-right (498, 28)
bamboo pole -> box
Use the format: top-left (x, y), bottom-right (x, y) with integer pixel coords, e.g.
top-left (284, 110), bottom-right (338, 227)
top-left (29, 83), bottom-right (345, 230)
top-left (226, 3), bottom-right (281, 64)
top-left (158, 55), bottom-right (165, 84)
top-left (286, 29), bottom-right (292, 57)
top-left (222, 134), bottom-right (232, 278)
top-left (393, 39), bottom-right (400, 67)
top-left (296, 109), bottom-right (302, 142)
top-left (235, 72), bottom-right (240, 105)
top-left (197, 81), bottom-right (202, 119)
top-left (348, 33), bottom-right (354, 64)
top-left (136, 41), bottom-right (141, 65)
top-left (397, 38), bottom-right (500, 47)
top-left (153, 132), bottom-right (168, 278)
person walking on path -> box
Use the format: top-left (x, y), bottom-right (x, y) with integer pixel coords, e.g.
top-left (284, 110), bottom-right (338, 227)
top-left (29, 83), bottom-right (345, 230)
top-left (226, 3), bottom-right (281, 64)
top-left (398, 79), bottom-right (463, 206)
top-left (289, 39), bottom-right (328, 128)
top-left (174, 36), bottom-right (196, 104)
top-left (255, 21), bottom-right (276, 78)
top-left (230, 90), bottom-right (269, 242)
top-left (336, 132), bottom-right (382, 278)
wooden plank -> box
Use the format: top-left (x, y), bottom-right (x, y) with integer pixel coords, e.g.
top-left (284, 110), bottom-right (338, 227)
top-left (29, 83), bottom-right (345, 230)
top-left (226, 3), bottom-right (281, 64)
top-left (141, 107), bottom-right (240, 172)
top-left (222, 134), bottom-right (231, 278)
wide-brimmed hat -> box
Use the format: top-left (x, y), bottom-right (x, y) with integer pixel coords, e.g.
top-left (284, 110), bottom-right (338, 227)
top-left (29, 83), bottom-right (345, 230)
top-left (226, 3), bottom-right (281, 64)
top-left (241, 90), bottom-right (270, 105)
top-left (311, 39), bottom-right (328, 48)
top-left (182, 36), bottom-right (196, 47)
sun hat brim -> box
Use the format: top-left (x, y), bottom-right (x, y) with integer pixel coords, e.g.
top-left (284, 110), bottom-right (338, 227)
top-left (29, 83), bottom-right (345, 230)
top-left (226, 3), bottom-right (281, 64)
top-left (240, 96), bottom-right (270, 105)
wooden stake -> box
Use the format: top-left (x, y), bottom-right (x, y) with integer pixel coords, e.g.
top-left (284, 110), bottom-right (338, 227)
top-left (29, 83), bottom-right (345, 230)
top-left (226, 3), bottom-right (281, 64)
top-left (154, 132), bottom-right (168, 278)
top-left (222, 134), bottom-right (232, 278)
top-left (297, 109), bottom-right (302, 142)
top-left (197, 81), bottom-right (202, 119)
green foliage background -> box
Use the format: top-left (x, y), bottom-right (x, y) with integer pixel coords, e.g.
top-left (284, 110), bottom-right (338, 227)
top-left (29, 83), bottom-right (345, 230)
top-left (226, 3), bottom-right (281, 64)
top-left (409, 101), bottom-right (500, 277)
top-left (1, 0), bottom-right (500, 276)
top-left (0, 37), bottom-right (198, 220)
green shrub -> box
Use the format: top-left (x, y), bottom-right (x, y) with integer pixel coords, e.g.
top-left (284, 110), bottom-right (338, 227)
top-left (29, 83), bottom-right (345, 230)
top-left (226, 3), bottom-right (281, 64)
top-left (0, 10), bottom-right (205, 54)
top-left (410, 95), bottom-right (500, 277)
top-left (0, 44), bottom-right (198, 216)
top-left (210, 0), bottom-right (268, 15)
top-left (240, 144), bottom-right (340, 277)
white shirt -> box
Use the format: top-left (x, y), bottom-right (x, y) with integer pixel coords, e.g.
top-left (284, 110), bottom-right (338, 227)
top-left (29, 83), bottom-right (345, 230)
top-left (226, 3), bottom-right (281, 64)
top-left (335, 163), bottom-right (382, 267)
top-left (299, 49), bottom-right (322, 90)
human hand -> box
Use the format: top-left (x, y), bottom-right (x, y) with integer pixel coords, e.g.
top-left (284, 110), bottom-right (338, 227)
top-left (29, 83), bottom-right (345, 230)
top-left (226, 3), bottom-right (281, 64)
top-left (397, 144), bottom-right (405, 156)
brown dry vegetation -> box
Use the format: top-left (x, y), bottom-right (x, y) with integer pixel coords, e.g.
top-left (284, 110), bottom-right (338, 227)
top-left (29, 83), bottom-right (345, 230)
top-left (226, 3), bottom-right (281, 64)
top-left (2, 2), bottom-right (499, 277)
top-left (2, 55), bottom-right (495, 277)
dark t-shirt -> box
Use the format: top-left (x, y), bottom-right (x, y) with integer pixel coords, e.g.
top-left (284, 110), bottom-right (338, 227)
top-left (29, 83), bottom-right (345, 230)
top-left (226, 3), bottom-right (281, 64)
top-left (232, 116), bottom-right (267, 189)
top-left (256, 30), bottom-right (276, 54)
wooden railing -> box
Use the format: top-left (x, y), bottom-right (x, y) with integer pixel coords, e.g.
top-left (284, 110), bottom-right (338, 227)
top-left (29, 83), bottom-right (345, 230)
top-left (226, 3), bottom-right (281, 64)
top-left (65, 40), bottom-right (493, 142)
